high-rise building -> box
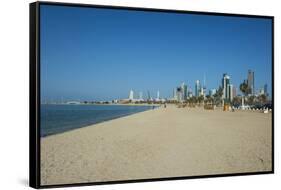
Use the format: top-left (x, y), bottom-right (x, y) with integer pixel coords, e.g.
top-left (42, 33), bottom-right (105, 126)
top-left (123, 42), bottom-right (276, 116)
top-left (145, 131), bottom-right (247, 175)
top-left (227, 84), bottom-right (233, 102)
top-left (200, 87), bottom-right (204, 96)
top-left (157, 90), bottom-right (160, 100)
top-left (129, 90), bottom-right (134, 100)
top-left (233, 86), bottom-right (237, 98)
top-left (203, 74), bottom-right (207, 98)
top-left (264, 84), bottom-right (268, 96)
top-left (222, 73), bottom-right (230, 99)
top-left (173, 88), bottom-right (177, 100)
top-left (195, 80), bottom-right (201, 97)
top-left (176, 87), bottom-right (183, 102)
top-left (247, 70), bottom-right (255, 95)
top-left (188, 88), bottom-right (193, 98)
top-left (181, 82), bottom-right (188, 100)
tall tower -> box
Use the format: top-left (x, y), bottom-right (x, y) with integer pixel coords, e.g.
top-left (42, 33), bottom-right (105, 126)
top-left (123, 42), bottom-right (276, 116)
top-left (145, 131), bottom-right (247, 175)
top-left (247, 70), bottom-right (255, 95)
top-left (157, 90), bottom-right (160, 100)
top-left (176, 87), bottom-right (183, 102)
top-left (203, 73), bottom-right (207, 98)
top-left (195, 80), bottom-right (201, 97)
top-left (129, 89), bottom-right (134, 100)
top-left (173, 88), bottom-right (177, 100)
top-left (227, 84), bottom-right (233, 102)
top-left (222, 73), bottom-right (230, 99)
top-left (264, 84), bottom-right (268, 96)
top-left (233, 86), bottom-right (237, 98)
top-left (181, 82), bottom-right (187, 100)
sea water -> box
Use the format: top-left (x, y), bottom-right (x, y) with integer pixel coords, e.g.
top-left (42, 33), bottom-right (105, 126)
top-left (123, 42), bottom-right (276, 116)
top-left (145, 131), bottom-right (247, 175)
top-left (40, 104), bottom-right (154, 137)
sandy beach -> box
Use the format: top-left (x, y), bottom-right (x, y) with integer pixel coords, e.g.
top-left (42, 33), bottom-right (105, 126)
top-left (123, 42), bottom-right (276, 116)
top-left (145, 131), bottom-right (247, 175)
top-left (41, 105), bottom-right (272, 185)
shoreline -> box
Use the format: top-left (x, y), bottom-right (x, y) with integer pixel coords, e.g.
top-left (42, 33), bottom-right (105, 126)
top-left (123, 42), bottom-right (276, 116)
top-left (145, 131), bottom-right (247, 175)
top-left (41, 105), bottom-right (272, 185)
top-left (41, 103), bottom-right (163, 106)
top-left (41, 106), bottom-right (158, 138)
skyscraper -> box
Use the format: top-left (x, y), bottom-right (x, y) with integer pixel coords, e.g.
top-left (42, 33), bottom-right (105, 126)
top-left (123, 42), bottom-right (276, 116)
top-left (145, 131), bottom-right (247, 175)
top-left (247, 70), bottom-right (255, 95)
top-left (200, 87), bottom-right (204, 96)
top-left (188, 88), bottom-right (193, 98)
top-left (203, 74), bottom-right (207, 98)
top-left (227, 84), bottom-right (233, 102)
top-left (181, 82), bottom-right (187, 100)
top-left (173, 88), bottom-right (177, 100)
top-left (264, 84), bottom-right (268, 96)
top-left (233, 86), bottom-right (237, 98)
top-left (129, 89), bottom-right (134, 100)
top-left (195, 80), bottom-right (201, 97)
top-left (222, 73), bottom-right (230, 99)
top-left (157, 90), bottom-right (160, 100)
top-left (176, 87), bottom-right (183, 102)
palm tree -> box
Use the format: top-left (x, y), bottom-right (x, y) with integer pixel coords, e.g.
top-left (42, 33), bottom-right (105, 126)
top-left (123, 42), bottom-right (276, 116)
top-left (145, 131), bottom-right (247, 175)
top-left (213, 86), bottom-right (223, 106)
top-left (205, 95), bottom-right (213, 104)
top-left (240, 80), bottom-right (252, 96)
top-left (247, 95), bottom-right (255, 105)
top-left (232, 96), bottom-right (241, 106)
top-left (240, 80), bottom-right (250, 108)
top-left (258, 94), bottom-right (267, 104)
top-left (198, 95), bottom-right (204, 106)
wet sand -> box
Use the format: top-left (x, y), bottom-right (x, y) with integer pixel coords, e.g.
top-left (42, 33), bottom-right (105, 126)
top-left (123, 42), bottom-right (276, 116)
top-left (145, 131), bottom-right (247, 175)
top-left (41, 105), bottom-right (272, 185)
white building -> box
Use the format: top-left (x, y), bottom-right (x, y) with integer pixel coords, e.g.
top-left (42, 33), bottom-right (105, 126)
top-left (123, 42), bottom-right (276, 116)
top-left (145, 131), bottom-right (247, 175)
top-left (173, 88), bottom-right (177, 100)
top-left (210, 88), bottom-right (217, 96)
top-left (129, 89), bottom-right (134, 100)
top-left (222, 74), bottom-right (230, 99)
top-left (156, 90), bottom-right (160, 101)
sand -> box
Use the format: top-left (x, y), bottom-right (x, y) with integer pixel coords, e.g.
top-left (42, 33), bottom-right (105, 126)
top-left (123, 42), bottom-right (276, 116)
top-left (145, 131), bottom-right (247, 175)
top-left (40, 105), bottom-right (272, 185)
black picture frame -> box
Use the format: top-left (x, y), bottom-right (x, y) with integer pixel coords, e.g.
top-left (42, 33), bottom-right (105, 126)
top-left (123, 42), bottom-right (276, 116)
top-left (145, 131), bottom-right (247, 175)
top-left (29, 1), bottom-right (274, 189)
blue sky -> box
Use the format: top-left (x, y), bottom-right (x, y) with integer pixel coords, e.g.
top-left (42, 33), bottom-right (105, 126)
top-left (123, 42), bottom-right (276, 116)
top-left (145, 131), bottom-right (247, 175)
top-left (40, 5), bottom-right (272, 101)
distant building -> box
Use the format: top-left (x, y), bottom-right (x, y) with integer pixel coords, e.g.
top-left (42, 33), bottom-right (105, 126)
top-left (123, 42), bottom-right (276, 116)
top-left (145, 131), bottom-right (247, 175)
top-left (200, 87), bottom-right (204, 97)
top-left (233, 86), bottom-right (237, 98)
top-left (258, 84), bottom-right (269, 97)
top-left (173, 88), bottom-right (177, 100)
top-left (264, 84), bottom-right (268, 96)
top-left (176, 87), bottom-right (183, 102)
top-left (247, 70), bottom-right (255, 95)
top-left (195, 80), bottom-right (201, 97)
top-left (203, 74), bottom-right (207, 98)
top-left (173, 83), bottom-right (188, 102)
top-left (188, 88), bottom-right (193, 98)
top-left (209, 89), bottom-right (217, 96)
top-left (181, 82), bottom-right (188, 100)
top-left (259, 87), bottom-right (265, 96)
top-left (227, 84), bottom-right (233, 102)
top-left (222, 73), bottom-right (230, 100)
top-left (129, 89), bottom-right (134, 100)
top-left (156, 90), bottom-right (160, 101)
top-left (147, 91), bottom-right (152, 101)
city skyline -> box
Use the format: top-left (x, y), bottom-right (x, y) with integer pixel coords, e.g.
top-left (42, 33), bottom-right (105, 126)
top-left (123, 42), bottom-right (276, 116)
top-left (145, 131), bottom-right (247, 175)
top-left (40, 5), bottom-right (272, 102)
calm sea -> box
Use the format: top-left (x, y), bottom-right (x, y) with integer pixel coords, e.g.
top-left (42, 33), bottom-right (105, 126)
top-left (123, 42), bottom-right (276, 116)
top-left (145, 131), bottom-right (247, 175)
top-left (40, 104), bottom-right (154, 137)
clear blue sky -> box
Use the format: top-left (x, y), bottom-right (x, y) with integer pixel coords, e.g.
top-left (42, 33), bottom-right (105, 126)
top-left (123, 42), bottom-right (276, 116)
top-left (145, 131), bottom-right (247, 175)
top-left (40, 4), bottom-right (272, 101)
